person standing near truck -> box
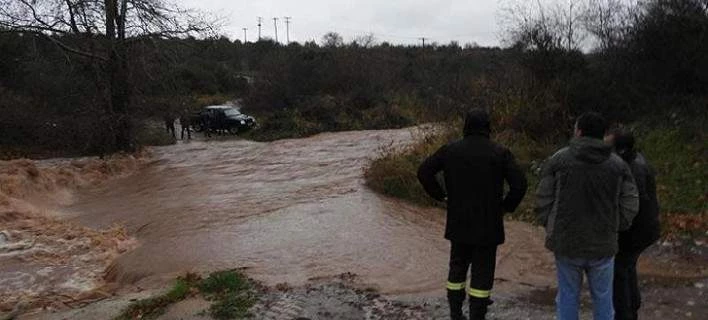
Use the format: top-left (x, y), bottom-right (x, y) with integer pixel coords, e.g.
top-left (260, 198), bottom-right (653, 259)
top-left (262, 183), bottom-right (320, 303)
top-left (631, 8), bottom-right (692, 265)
top-left (179, 109), bottom-right (192, 140)
top-left (418, 108), bottom-right (528, 320)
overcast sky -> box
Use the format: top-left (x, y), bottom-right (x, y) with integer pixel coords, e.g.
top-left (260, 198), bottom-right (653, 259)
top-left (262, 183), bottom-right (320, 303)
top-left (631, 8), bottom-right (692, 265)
top-left (178, 0), bottom-right (509, 47)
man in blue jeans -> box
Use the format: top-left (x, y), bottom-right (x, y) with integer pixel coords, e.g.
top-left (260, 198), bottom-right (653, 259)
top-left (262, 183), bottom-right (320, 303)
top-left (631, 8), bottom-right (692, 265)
top-left (536, 112), bottom-right (639, 320)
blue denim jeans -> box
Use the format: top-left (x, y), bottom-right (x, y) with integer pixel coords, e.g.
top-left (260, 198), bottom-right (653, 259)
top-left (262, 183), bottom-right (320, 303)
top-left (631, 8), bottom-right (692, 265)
top-left (555, 255), bottom-right (615, 320)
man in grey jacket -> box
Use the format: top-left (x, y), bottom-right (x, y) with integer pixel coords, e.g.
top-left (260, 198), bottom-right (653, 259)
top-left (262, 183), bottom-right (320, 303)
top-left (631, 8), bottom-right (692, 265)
top-left (536, 112), bottom-right (639, 320)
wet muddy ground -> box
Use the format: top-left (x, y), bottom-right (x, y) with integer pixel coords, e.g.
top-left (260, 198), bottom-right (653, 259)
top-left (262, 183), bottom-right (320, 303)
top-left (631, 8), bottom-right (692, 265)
top-left (3, 128), bottom-right (706, 319)
top-left (17, 270), bottom-right (707, 320)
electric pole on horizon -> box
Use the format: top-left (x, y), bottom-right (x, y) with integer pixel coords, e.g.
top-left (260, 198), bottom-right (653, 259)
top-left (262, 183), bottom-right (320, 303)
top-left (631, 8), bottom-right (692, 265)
top-left (273, 17), bottom-right (279, 43)
top-left (419, 37), bottom-right (427, 47)
top-left (284, 16), bottom-right (292, 44)
top-left (242, 27), bottom-right (248, 43)
top-left (257, 17), bottom-right (263, 40)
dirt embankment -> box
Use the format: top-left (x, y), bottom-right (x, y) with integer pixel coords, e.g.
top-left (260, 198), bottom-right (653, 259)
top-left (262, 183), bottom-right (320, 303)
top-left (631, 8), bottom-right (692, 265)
top-left (0, 155), bottom-right (144, 314)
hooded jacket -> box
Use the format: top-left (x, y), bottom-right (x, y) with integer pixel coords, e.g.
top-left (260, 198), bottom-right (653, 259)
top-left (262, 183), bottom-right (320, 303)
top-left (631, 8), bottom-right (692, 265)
top-left (536, 137), bottom-right (640, 259)
top-left (417, 111), bottom-right (528, 245)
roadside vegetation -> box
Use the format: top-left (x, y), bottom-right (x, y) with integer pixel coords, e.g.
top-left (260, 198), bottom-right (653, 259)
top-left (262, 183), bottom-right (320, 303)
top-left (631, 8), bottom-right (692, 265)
top-left (365, 0), bottom-right (708, 238)
top-left (114, 270), bottom-right (256, 320)
top-left (365, 121), bottom-right (706, 236)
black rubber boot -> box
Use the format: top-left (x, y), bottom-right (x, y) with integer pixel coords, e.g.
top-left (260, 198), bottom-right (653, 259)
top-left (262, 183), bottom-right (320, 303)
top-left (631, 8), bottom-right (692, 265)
top-left (468, 297), bottom-right (493, 320)
top-left (448, 289), bottom-right (467, 320)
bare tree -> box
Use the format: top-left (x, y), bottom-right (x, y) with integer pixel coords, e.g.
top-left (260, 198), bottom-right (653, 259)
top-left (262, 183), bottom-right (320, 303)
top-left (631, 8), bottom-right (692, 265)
top-left (0, 0), bottom-right (214, 152)
top-left (499, 0), bottom-right (588, 51)
top-left (321, 31), bottom-right (343, 48)
top-left (582, 0), bottom-right (638, 50)
top-left (353, 33), bottom-right (376, 48)
top-left (556, 0), bottom-right (587, 51)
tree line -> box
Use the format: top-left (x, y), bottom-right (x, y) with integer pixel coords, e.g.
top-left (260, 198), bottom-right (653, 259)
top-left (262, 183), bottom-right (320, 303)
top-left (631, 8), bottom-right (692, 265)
top-left (1, 0), bottom-right (706, 157)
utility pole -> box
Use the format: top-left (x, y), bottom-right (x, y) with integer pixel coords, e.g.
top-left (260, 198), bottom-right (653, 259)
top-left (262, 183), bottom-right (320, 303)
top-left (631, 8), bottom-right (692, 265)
top-left (419, 37), bottom-right (427, 47)
top-left (242, 27), bottom-right (248, 43)
top-left (284, 16), bottom-right (292, 44)
top-left (257, 17), bottom-right (262, 41)
top-left (273, 17), bottom-right (279, 43)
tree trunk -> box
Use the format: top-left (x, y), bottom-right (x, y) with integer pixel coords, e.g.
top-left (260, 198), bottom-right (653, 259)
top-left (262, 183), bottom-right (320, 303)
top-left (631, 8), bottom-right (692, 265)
top-left (105, 0), bottom-right (134, 152)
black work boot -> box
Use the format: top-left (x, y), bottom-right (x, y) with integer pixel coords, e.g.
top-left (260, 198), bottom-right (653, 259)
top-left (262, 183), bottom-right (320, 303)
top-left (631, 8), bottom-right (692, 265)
top-left (468, 297), bottom-right (493, 320)
top-left (447, 289), bottom-right (467, 320)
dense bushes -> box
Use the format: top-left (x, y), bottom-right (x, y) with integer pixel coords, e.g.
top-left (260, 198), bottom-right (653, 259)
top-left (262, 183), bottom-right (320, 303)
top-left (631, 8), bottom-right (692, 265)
top-left (364, 0), bottom-right (707, 230)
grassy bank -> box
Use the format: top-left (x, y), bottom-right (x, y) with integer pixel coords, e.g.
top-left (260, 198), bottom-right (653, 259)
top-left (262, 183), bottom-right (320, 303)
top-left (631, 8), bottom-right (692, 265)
top-left (365, 121), bottom-right (706, 237)
top-left (115, 270), bottom-right (256, 320)
top-left (363, 124), bottom-right (556, 222)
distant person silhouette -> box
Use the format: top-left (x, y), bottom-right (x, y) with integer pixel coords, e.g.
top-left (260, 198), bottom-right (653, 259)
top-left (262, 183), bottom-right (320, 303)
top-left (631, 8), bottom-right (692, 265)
top-left (163, 113), bottom-right (176, 138)
top-left (179, 110), bottom-right (192, 140)
top-left (418, 108), bottom-right (528, 320)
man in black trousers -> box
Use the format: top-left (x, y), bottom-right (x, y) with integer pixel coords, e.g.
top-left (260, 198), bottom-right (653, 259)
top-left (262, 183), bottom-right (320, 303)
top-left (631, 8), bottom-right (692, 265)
top-left (418, 108), bottom-right (528, 320)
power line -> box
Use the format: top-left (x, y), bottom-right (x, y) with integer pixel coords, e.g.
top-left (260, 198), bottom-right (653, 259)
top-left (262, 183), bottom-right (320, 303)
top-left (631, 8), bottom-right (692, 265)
top-left (331, 26), bottom-right (421, 40)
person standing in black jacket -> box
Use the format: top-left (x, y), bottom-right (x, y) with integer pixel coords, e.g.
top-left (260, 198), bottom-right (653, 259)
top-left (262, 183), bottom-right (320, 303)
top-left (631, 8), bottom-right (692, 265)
top-left (417, 109), bottom-right (528, 320)
top-left (607, 128), bottom-right (661, 320)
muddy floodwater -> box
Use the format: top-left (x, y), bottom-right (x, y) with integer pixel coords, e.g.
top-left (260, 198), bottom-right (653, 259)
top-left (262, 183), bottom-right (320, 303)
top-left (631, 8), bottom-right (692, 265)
top-left (59, 128), bottom-right (555, 297)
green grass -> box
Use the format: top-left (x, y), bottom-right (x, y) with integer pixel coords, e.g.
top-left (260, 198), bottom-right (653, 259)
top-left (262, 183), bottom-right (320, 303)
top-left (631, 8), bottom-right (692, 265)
top-left (114, 270), bottom-right (256, 320)
top-left (638, 128), bottom-right (707, 214)
top-left (199, 270), bottom-right (256, 320)
top-left (363, 126), bottom-right (457, 208)
top-left (364, 124), bottom-right (557, 222)
top-left (113, 279), bottom-right (193, 320)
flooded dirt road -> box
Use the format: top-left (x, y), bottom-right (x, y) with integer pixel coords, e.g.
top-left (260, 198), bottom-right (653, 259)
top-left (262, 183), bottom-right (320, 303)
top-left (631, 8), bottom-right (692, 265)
top-left (5, 128), bottom-right (706, 319)
top-left (59, 128), bottom-right (555, 297)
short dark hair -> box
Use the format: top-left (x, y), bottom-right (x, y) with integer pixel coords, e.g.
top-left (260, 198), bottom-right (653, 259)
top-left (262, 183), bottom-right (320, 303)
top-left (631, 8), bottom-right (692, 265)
top-left (575, 112), bottom-right (608, 139)
top-left (610, 127), bottom-right (636, 162)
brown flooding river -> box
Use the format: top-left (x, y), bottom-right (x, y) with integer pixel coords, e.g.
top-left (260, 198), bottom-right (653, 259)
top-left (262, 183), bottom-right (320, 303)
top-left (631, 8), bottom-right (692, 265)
top-left (60, 128), bottom-right (555, 297)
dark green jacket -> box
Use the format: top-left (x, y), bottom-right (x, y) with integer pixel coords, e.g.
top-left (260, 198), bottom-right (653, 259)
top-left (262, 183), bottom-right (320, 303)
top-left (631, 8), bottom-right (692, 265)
top-left (536, 137), bottom-right (639, 259)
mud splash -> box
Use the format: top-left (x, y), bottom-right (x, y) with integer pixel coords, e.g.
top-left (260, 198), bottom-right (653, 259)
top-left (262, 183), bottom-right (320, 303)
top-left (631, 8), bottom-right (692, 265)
top-left (0, 155), bottom-right (143, 312)
top-left (62, 128), bottom-right (557, 298)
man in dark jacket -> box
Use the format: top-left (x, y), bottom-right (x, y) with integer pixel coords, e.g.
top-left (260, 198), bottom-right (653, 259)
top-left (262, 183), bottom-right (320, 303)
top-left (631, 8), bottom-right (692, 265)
top-left (607, 128), bottom-right (661, 320)
top-left (418, 109), bottom-right (528, 320)
top-left (536, 112), bottom-right (639, 320)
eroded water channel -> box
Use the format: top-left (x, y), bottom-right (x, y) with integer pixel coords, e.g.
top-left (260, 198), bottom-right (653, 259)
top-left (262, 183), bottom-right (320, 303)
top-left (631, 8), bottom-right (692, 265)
top-left (61, 128), bottom-right (555, 296)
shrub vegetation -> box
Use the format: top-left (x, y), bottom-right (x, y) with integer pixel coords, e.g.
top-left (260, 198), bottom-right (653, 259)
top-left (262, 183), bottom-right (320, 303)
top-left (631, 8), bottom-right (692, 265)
top-left (114, 270), bottom-right (256, 320)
